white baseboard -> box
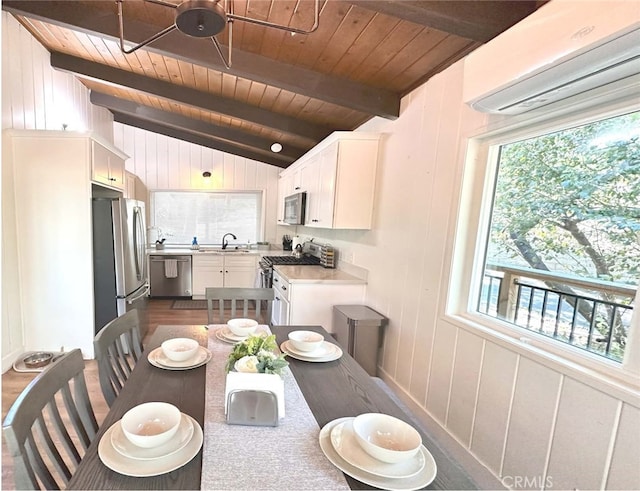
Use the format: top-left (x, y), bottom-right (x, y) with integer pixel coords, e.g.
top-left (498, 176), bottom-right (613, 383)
top-left (2, 347), bottom-right (24, 374)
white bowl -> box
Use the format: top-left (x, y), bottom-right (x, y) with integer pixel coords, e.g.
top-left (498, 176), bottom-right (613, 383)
top-left (161, 337), bottom-right (200, 362)
top-left (227, 318), bottom-right (259, 337)
top-left (288, 330), bottom-right (324, 352)
top-left (352, 413), bottom-right (422, 464)
top-left (120, 402), bottom-right (181, 449)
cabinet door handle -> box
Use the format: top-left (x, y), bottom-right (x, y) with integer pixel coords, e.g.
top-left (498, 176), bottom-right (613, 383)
top-left (109, 177), bottom-right (117, 181)
top-left (273, 278), bottom-right (278, 283)
top-left (220, 270), bottom-right (223, 273)
top-left (294, 186), bottom-right (301, 190)
top-left (312, 219), bottom-right (319, 222)
top-left (275, 296), bottom-right (280, 301)
top-left (282, 286), bottom-right (287, 290)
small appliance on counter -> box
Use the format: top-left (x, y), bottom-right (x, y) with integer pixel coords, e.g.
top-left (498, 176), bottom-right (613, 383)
top-left (319, 243), bottom-right (336, 268)
top-left (292, 235), bottom-right (302, 250)
top-left (282, 235), bottom-right (293, 251)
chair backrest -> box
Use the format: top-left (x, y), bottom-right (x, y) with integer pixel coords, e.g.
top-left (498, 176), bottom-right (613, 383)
top-left (205, 287), bottom-right (275, 325)
top-left (2, 349), bottom-right (99, 490)
top-left (93, 309), bottom-right (143, 407)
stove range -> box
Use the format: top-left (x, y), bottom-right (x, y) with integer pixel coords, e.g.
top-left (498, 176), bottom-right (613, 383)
top-left (258, 254), bottom-right (321, 287)
top-left (260, 255), bottom-right (320, 267)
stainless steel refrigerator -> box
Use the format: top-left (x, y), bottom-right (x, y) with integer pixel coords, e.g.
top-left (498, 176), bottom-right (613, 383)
top-left (92, 197), bottom-right (149, 336)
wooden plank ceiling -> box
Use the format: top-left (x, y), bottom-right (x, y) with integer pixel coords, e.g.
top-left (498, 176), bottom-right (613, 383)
top-left (3, 0), bottom-right (544, 168)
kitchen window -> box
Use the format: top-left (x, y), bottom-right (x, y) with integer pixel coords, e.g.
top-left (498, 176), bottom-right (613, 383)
top-left (451, 102), bottom-right (639, 381)
top-left (150, 191), bottom-right (263, 245)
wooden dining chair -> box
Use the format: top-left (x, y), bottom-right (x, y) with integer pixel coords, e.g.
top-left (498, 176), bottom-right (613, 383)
top-left (2, 349), bottom-right (99, 490)
top-left (205, 287), bottom-right (274, 325)
top-left (93, 309), bottom-right (144, 407)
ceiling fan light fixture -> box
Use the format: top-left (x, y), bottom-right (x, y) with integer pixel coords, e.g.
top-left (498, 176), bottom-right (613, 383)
top-left (117, 0), bottom-right (320, 69)
top-left (176, 0), bottom-right (226, 38)
top-left (270, 142), bottom-right (283, 153)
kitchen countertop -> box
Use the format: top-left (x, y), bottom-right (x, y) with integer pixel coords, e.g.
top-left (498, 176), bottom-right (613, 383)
top-left (274, 265), bottom-right (366, 284)
top-left (147, 248), bottom-right (264, 256)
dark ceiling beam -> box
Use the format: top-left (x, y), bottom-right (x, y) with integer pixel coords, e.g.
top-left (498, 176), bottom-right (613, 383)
top-left (348, 0), bottom-right (542, 43)
top-left (113, 112), bottom-right (292, 169)
top-left (91, 91), bottom-right (305, 163)
top-left (3, 1), bottom-right (400, 119)
top-left (51, 52), bottom-right (329, 145)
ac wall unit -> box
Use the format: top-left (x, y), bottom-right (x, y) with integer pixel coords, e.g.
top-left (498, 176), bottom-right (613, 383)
top-left (463, 1), bottom-right (640, 115)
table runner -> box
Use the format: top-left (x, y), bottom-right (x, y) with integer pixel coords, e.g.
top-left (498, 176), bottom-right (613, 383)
top-left (202, 326), bottom-right (350, 490)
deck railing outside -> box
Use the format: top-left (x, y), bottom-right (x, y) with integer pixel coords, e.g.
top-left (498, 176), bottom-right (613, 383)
top-left (479, 263), bottom-right (636, 362)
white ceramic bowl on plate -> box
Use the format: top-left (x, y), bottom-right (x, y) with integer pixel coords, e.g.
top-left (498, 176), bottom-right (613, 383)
top-left (352, 413), bottom-right (422, 464)
top-left (288, 330), bottom-right (324, 352)
top-left (161, 337), bottom-right (200, 362)
top-left (120, 402), bottom-right (181, 449)
top-left (227, 318), bottom-right (259, 337)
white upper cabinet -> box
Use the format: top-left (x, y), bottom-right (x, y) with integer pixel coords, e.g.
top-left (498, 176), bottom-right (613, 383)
top-left (91, 140), bottom-right (125, 190)
top-left (278, 132), bottom-right (380, 230)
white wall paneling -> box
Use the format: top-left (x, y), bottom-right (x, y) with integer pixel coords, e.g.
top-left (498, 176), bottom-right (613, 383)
top-left (470, 342), bottom-right (518, 475)
top-left (113, 123), bottom-right (281, 245)
top-left (606, 403), bottom-right (640, 490)
top-left (502, 357), bottom-right (562, 485)
top-left (1, 13), bottom-right (113, 138)
top-left (425, 322), bottom-right (457, 424)
top-left (447, 330), bottom-right (484, 446)
top-left (547, 378), bottom-right (620, 490)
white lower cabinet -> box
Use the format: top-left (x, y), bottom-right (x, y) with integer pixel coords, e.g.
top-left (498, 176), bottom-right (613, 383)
top-left (192, 254), bottom-right (258, 299)
top-left (271, 269), bottom-right (365, 331)
top-left (271, 271), bottom-right (290, 325)
top-left (224, 255), bottom-right (258, 288)
top-left (192, 256), bottom-right (224, 299)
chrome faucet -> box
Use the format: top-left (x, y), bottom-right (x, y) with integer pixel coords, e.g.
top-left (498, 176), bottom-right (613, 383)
top-left (221, 233), bottom-right (237, 249)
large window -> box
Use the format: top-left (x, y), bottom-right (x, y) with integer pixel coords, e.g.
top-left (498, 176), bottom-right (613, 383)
top-left (150, 191), bottom-right (263, 246)
top-left (468, 110), bottom-right (639, 366)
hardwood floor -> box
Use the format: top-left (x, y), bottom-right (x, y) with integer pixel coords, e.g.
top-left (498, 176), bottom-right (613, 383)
top-left (1, 299), bottom-right (208, 490)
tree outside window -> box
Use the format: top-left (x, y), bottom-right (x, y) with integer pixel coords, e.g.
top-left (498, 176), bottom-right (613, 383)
top-left (479, 111), bottom-right (639, 362)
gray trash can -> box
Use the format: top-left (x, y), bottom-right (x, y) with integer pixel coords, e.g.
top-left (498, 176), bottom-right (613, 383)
top-left (332, 305), bottom-right (388, 376)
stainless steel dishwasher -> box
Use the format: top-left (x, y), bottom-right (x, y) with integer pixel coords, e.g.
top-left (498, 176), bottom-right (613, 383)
top-left (149, 255), bottom-right (192, 297)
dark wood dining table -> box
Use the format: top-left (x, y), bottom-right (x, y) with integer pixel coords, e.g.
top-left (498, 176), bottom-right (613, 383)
top-left (69, 324), bottom-right (475, 490)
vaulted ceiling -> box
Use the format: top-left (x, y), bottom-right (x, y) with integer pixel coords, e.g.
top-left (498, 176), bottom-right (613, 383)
top-left (3, 0), bottom-right (545, 167)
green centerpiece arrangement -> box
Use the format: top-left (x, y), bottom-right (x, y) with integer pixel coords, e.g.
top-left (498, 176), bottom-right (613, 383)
top-left (225, 333), bottom-right (289, 375)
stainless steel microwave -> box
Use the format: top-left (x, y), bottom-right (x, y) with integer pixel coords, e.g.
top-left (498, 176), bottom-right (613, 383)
top-left (283, 192), bottom-right (306, 225)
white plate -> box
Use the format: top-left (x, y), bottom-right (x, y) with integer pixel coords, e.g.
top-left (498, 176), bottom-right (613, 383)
top-left (148, 346), bottom-right (212, 370)
top-left (99, 414), bottom-right (203, 477)
top-left (284, 340), bottom-right (339, 358)
top-left (330, 419), bottom-right (425, 479)
top-left (319, 417), bottom-right (437, 491)
top-left (111, 413), bottom-right (194, 461)
top-left (214, 328), bottom-right (242, 345)
top-left (280, 341), bottom-right (343, 362)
